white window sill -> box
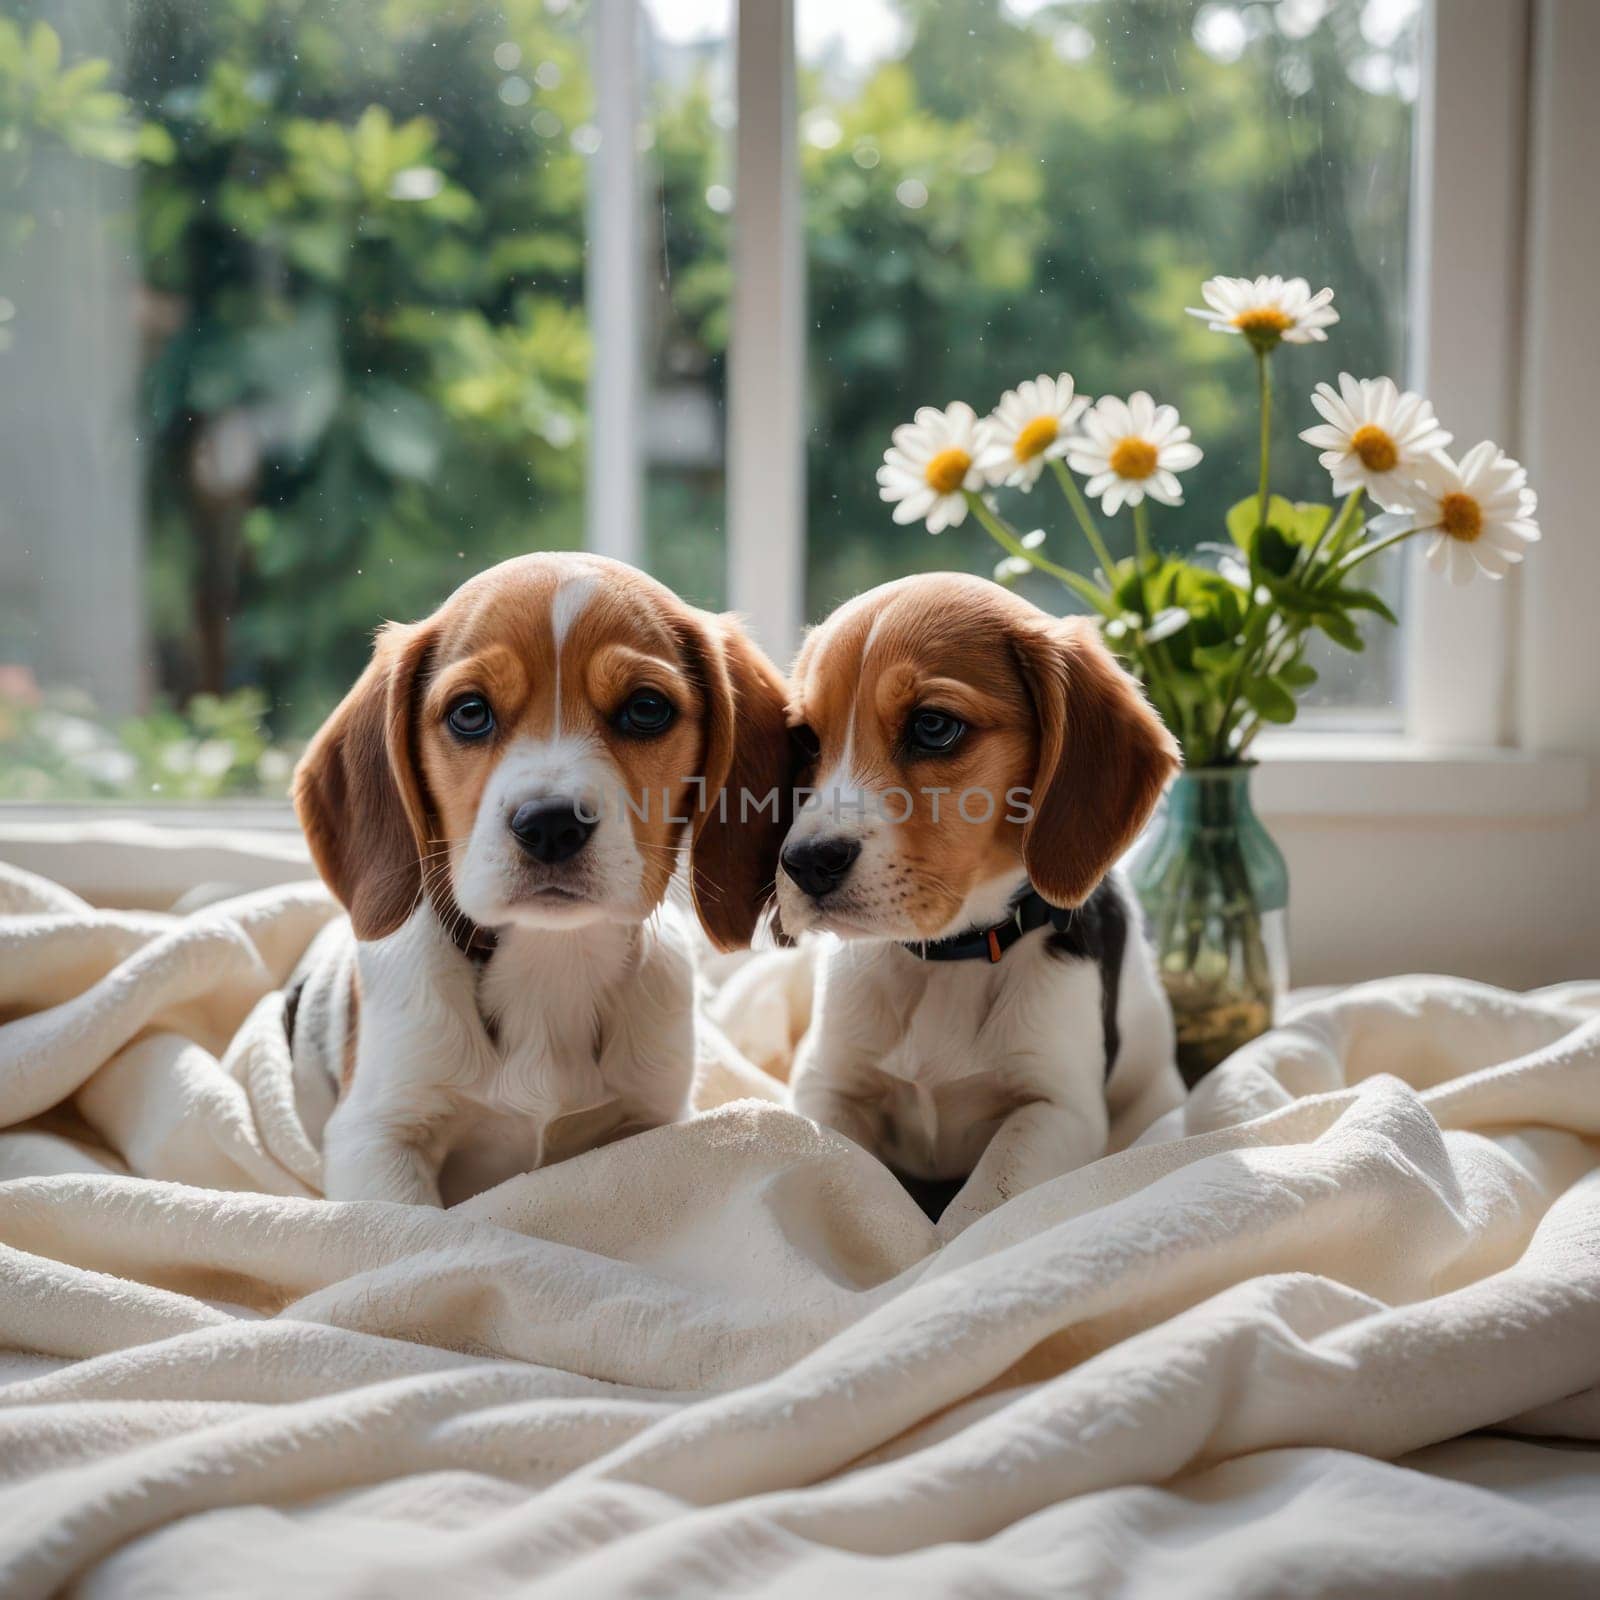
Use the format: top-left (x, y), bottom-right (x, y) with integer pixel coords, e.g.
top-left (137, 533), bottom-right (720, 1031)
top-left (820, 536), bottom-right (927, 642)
top-left (1252, 735), bottom-right (1592, 820)
top-left (0, 743), bottom-right (1590, 908)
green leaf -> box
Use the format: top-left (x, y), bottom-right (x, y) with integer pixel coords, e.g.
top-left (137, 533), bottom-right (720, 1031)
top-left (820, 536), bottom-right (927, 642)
top-left (1191, 641), bottom-right (1239, 675)
top-left (29, 21), bottom-right (61, 76)
top-left (1316, 611), bottom-right (1366, 652)
top-left (1256, 573), bottom-right (1325, 615)
top-left (57, 58), bottom-right (111, 97)
top-left (286, 219), bottom-right (350, 280)
top-left (1226, 495), bottom-right (1263, 547)
top-left (1327, 585), bottom-right (1399, 625)
top-left (1244, 676), bottom-right (1298, 724)
top-left (134, 121), bottom-right (176, 164)
top-left (1226, 493), bottom-right (1300, 548)
top-left (1280, 500), bottom-right (1333, 543)
top-left (358, 386), bottom-right (443, 481)
top-left (1253, 521), bottom-right (1299, 578)
top-left (1111, 559), bottom-right (1144, 613)
top-left (1277, 660), bottom-right (1319, 688)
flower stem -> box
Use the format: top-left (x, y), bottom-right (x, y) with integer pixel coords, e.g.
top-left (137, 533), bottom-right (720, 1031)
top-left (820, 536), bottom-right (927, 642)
top-left (964, 493), bottom-right (1112, 614)
top-left (1255, 348), bottom-right (1272, 522)
top-left (1132, 498), bottom-right (1156, 571)
top-left (1328, 523), bottom-right (1418, 581)
top-left (1211, 605), bottom-right (1272, 764)
top-left (1125, 499), bottom-right (1196, 754)
top-left (1049, 458), bottom-right (1117, 579)
top-left (966, 492), bottom-right (1191, 754)
top-left (1131, 498), bottom-right (1159, 624)
top-left (1299, 487), bottom-right (1363, 580)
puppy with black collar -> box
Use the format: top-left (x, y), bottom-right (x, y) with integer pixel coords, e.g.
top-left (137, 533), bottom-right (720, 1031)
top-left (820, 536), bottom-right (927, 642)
top-left (778, 572), bottom-right (1184, 1236)
top-left (288, 552), bottom-right (790, 1207)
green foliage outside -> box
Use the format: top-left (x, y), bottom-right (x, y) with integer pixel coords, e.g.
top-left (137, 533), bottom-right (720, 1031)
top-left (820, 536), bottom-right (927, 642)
top-left (0, 682), bottom-right (288, 800)
top-left (797, 1), bottom-right (1412, 625)
top-left (127, 0), bottom-right (594, 718)
top-left (0, 0), bottom-right (1416, 800)
top-left (0, 14), bottom-right (171, 347)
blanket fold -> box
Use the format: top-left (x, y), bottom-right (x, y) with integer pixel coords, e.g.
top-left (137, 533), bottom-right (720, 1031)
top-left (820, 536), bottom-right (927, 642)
top-left (0, 862), bottom-right (1596, 1598)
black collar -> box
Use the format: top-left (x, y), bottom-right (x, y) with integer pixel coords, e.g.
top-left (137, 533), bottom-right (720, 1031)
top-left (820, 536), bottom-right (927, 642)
top-left (901, 887), bottom-right (1073, 964)
top-left (455, 925), bottom-right (498, 965)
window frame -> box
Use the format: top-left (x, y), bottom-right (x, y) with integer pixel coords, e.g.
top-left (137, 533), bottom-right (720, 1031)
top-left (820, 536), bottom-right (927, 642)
top-left (716, 0), bottom-right (1536, 748)
top-left (585, 0), bottom-right (646, 570)
top-left (1402, 0), bottom-right (1530, 749)
top-left (2, 0), bottom-right (1587, 860)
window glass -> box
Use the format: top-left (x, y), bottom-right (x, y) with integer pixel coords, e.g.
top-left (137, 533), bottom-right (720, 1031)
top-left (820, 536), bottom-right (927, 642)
top-left (0, 0), bottom-right (1426, 805)
top-left (641, 0), bottom-right (732, 611)
top-left (0, 0), bottom-right (729, 799)
top-left (799, 0), bottom-right (1421, 719)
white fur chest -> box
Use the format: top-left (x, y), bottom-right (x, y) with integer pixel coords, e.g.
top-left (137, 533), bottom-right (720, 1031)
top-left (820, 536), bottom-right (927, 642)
top-left (336, 902), bottom-right (695, 1206)
top-left (807, 933), bottom-right (1109, 1180)
top-left (434, 924), bottom-right (626, 1197)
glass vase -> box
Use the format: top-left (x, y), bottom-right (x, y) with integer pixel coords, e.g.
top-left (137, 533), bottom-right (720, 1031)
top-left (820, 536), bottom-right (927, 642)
top-left (1128, 765), bottom-right (1289, 1087)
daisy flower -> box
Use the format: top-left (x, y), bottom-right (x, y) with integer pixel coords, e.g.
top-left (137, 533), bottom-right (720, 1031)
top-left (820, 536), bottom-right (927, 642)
top-left (1299, 374), bottom-right (1453, 510)
top-left (1389, 443), bottom-right (1541, 585)
top-left (877, 402), bottom-right (988, 533)
top-left (974, 372), bottom-right (1090, 490)
top-left (1186, 275), bottom-right (1339, 351)
top-left (1065, 392), bottom-right (1203, 515)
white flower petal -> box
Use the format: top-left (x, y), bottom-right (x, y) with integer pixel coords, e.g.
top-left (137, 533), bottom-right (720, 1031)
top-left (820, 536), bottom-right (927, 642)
top-left (1457, 439), bottom-right (1500, 486)
top-left (1451, 539), bottom-right (1483, 584)
top-left (1299, 424), bottom-right (1346, 451)
top-left (1146, 472), bottom-right (1184, 506)
top-left (891, 492), bottom-right (934, 524)
top-left (1096, 395), bottom-right (1133, 438)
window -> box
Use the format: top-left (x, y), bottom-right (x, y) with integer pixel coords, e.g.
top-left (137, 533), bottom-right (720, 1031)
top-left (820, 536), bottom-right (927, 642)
top-left (0, 0), bottom-right (730, 800)
top-left (0, 0), bottom-right (1470, 806)
top-left (798, 0), bottom-right (1421, 721)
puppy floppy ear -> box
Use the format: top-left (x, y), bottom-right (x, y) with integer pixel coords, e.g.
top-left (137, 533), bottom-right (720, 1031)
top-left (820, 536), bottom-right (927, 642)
top-left (292, 622), bottom-right (436, 940)
top-left (1010, 614), bottom-right (1179, 908)
top-left (674, 611), bottom-right (794, 952)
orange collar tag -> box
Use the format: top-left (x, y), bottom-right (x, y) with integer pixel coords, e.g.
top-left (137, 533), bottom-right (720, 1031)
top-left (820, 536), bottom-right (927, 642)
top-left (986, 928), bottom-right (1004, 963)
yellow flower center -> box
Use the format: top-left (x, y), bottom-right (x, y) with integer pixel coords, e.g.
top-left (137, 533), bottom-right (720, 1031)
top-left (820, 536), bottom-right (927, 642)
top-left (1013, 415), bottom-right (1059, 463)
top-left (923, 447), bottom-right (972, 495)
top-left (1232, 307), bottom-right (1293, 336)
top-left (1108, 437), bottom-right (1159, 481)
top-left (1349, 424), bottom-right (1398, 473)
top-left (1439, 491), bottom-right (1483, 543)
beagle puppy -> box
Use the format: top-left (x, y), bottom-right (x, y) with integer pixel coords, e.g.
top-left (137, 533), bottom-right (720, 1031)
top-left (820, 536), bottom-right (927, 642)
top-left (779, 572), bottom-right (1184, 1236)
top-left (287, 552), bottom-right (789, 1207)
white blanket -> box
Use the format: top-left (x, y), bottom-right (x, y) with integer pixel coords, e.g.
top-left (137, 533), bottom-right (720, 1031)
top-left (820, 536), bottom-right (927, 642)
top-left (1, 863), bottom-right (1597, 1598)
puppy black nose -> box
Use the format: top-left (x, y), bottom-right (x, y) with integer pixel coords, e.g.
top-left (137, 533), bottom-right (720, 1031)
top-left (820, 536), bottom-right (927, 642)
top-left (509, 801), bottom-right (594, 864)
top-left (781, 836), bottom-right (861, 900)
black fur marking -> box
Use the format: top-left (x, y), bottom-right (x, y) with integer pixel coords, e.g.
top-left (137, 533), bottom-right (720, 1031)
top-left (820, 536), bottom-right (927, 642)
top-left (282, 971), bottom-right (307, 1048)
top-left (1045, 877), bottom-right (1127, 1078)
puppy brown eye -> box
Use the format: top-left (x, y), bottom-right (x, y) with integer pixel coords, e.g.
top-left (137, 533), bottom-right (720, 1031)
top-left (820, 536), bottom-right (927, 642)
top-left (790, 723), bottom-right (821, 759)
top-left (615, 688), bottom-right (675, 737)
top-left (446, 695), bottom-right (495, 740)
top-left (907, 708), bottom-right (965, 754)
